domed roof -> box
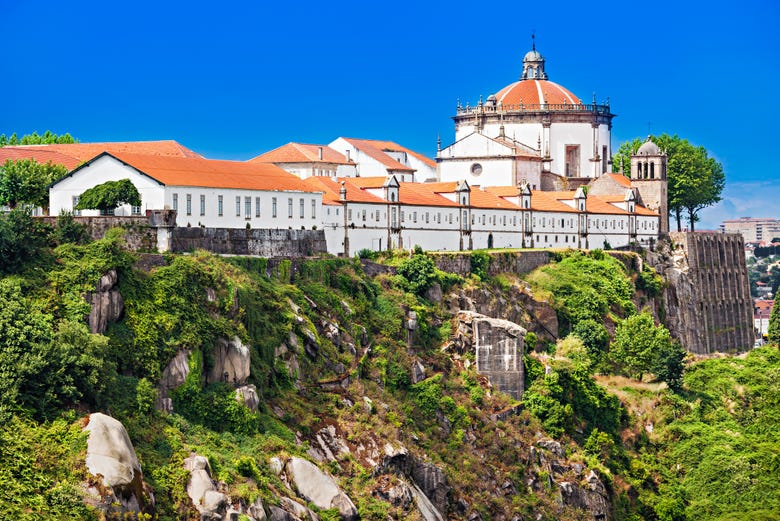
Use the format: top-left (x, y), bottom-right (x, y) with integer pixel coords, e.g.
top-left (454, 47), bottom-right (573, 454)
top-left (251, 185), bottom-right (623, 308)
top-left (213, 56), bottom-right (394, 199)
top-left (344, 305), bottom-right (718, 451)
top-left (524, 49), bottom-right (544, 62)
top-left (495, 79), bottom-right (582, 107)
top-left (637, 137), bottom-right (661, 155)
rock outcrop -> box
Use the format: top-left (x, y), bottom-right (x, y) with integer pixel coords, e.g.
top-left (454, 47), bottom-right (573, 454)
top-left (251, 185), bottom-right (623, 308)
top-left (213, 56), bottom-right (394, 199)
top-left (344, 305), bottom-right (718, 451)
top-left (156, 349), bottom-right (190, 412)
top-left (285, 457), bottom-right (358, 520)
top-left (184, 454), bottom-right (228, 520)
top-left (206, 336), bottom-right (251, 385)
top-left (453, 311), bottom-right (526, 399)
top-left (83, 413), bottom-right (154, 517)
top-left (86, 269), bottom-right (124, 334)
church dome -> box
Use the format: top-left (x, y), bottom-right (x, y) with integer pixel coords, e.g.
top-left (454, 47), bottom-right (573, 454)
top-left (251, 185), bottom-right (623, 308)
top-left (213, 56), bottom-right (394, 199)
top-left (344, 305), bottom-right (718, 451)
top-left (637, 137), bottom-right (661, 155)
top-left (495, 80), bottom-right (582, 107)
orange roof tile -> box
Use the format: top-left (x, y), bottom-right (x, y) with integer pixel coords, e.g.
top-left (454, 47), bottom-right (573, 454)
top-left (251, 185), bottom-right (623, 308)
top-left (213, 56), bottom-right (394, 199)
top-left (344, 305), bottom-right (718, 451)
top-left (597, 195), bottom-right (659, 216)
top-left (342, 138), bottom-right (436, 171)
top-left (496, 79), bottom-right (582, 106)
top-left (343, 176), bottom-right (390, 189)
top-left (303, 177), bottom-right (385, 204)
top-left (469, 188), bottom-right (521, 210)
top-left (398, 183), bottom-right (458, 207)
top-left (485, 186), bottom-right (522, 197)
top-left (80, 152), bottom-right (320, 193)
top-left (603, 172), bottom-right (632, 188)
top-left (530, 191), bottom-right (580, 213)
top-left (16, 140), bottom-right (202, 162)
top-left (250, 143), bottom-right (351, 165)
top-left (0, 147), bottom-right (84, 170)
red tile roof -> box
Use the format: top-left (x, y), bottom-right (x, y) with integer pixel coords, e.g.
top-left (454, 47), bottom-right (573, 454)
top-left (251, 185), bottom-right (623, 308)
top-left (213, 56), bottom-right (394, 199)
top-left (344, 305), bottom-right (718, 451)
top-left (603, 172), bottom-right (632, 188)
top-left (597, 195), bottom-right (659, 216)
top-left (341, 138), bottom-right (436, 171)
top-left (343, 176), bottom-right (390, 189)
top-left (469, 188), bottom-right (521, 210)
top-left (1, 140), bottom-right (202, 172)
top-left (0, 147), bottom-right (84, 170)
top-left (85, 152), bottom-right (320, 193)
top-left (398, 183), bottom-right (458, 207)
top-left (303, 177), bottom-right (385, 204)
top-left (249, 143), bottom-right (352, 165)
top-left (496, 80), bottom-right (582, 106)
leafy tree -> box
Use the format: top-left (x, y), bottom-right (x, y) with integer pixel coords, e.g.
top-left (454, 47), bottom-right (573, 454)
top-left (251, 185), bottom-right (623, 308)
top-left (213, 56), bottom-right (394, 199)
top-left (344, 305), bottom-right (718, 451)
top-left (652, 340), bottom-right (687, 392)
top-left (572, 318), bottom-right (609, 360)
top-left (75, 179), bottom-right (141, 213)
top-left (396, 253), bottom-right (438, 296)
top-left (0, 209), bottom-right (50, 275)
top-left (609, 310), bottom-right (676, 382)
top-left (0, 159), bottom-right (68, 210)
top-left (768, 291), bottom-right (780, 345)
top-left (0, 131), bottom-right (77, 146)
top-left (613, 134), bottom-right (725, 231)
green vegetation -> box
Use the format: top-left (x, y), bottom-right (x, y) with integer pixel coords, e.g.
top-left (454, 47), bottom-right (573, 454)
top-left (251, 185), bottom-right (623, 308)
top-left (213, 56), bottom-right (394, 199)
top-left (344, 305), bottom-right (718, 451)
top-left (0, 158), bottom-right (68, 210)
top-left (769, 290), bottom-right (780, 344)
top-left (0, 130), bottom-right (78, 146)
top-left (76, 178), bottom-right (141, 213)
top-left (0, 228), bottom-right (774, 520)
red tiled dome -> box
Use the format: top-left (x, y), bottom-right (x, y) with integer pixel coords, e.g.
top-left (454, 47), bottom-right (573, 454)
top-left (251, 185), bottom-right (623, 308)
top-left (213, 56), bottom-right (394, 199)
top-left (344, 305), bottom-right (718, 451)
top-left (495, 80), bottom-right (582, 107)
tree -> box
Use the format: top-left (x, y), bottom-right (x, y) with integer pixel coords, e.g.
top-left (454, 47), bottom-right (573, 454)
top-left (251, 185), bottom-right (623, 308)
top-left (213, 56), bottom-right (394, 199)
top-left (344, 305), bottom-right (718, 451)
top-left (0, 209), bottom-right (50, 275)
top-left (0, 131), bottom-right (77, 146)
top-left (609, 310), bottom-right (682, 387)
top-left (613, 134), bottom-right (725, 231)
top-left (0, 159), bottom-right (68, 210)
top-left (768, 292), bottom-right (780, 345)
top-left (75, 179), bottom-right (141, 213)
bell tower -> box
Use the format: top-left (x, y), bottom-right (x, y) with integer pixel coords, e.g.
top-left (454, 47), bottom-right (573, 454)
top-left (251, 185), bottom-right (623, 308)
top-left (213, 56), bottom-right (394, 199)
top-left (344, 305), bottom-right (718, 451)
top-left (631, 136), bottom-right (668, 234)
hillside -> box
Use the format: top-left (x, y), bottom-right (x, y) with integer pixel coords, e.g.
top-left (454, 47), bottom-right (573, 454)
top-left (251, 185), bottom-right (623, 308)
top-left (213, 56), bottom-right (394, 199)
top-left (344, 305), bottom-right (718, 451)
top-left (0, 213), bottom-right (778, 520)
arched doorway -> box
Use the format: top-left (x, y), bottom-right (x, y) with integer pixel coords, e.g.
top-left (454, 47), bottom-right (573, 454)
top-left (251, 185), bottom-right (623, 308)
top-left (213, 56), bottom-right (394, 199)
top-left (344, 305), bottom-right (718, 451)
top-left (487, 233), bottom-right (494, 249)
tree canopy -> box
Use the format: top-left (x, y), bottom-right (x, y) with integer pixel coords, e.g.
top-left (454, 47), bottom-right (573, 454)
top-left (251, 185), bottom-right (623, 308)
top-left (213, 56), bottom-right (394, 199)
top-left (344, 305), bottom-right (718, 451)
top-left (613, 133), bottom-right (725, 231)
top-left (768, 292), bottom-right (780, 345)
top-left (75, 179), bottom-right (141, 212)
top-left (0, 159), bottom-right (68, 210)
top-left (0, 131), bottom-right (77, 146)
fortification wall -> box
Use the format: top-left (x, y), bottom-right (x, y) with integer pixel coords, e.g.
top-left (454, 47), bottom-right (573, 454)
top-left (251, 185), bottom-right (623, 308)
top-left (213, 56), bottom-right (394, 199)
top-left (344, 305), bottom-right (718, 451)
top-left (648, 232), bottom-right (754, 354)
top-left (170, 227), bottom-right (327, 257)
top-left (430, 250), bottom-right (552, 276)
top-left (38, 216), bottom-right (157, 251)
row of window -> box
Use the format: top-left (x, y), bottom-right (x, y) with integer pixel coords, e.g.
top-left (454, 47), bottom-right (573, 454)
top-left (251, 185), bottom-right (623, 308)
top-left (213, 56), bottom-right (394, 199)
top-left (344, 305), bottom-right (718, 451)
top-left (172, 193), bottom-right (316, 220)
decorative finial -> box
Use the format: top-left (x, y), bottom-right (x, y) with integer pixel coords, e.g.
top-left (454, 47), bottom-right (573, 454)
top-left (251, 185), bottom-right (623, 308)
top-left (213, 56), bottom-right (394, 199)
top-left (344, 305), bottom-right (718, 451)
top-left (532, 31), bottom-right (536, 51)
top-left (437, 134), bottom-right (441, 152)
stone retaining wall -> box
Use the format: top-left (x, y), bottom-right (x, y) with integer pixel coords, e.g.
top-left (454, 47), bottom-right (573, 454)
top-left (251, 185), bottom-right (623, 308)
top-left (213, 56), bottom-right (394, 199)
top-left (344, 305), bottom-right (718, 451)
top-left (430, 250), bottom-right (552, 276)
top-left (170, 227), bottom-right (327, 257)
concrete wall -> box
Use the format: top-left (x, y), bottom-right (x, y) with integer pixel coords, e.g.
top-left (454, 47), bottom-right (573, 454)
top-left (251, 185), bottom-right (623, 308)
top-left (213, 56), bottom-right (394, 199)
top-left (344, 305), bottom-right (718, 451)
top-left (170, 227), bottom-right (326, 257)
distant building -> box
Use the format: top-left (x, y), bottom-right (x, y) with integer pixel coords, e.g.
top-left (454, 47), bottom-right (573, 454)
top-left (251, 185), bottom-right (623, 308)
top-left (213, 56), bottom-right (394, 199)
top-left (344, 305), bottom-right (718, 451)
top-left (249, 142), bottom-right (356, 179)
top-left (754, 299), bottom-right (774, 337)
top-left (720, 217), bottom-right (780, 243)
top-left (328, 138), bottom-right (438, 183)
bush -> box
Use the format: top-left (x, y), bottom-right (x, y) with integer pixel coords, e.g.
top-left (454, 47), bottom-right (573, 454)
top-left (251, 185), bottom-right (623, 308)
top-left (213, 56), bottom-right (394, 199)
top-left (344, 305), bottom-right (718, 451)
top-left (470, 251), bottom-right (490, 279)
top-left (397, 254), bottom-right (438, 297)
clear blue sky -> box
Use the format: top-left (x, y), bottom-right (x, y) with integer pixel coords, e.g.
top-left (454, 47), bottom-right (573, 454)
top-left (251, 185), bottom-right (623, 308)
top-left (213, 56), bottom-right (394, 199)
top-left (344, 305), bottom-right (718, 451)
top-left (2, 0), bottom-right (778, 229)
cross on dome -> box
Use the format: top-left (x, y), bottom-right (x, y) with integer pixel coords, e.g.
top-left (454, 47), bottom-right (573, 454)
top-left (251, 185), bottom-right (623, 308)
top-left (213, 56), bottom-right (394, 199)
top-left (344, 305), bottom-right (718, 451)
top-left (521, 36), bottom-right (547, 80)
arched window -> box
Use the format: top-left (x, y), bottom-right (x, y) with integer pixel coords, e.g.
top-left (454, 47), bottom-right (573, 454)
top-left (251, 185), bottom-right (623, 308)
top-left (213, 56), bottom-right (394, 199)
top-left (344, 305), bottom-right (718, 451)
top-left (643, 162), bottom-right (648, 178)
top-left (650, 162), bottom-right (655, 179)
top-left (390, 192), bottom-right (396, 202)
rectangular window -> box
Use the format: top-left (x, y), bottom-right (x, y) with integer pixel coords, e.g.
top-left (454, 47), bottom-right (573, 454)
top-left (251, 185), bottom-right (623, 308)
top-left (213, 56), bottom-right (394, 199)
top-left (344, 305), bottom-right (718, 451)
top-left (245, 197), bottom-right (251, 218)
top-left (401, 211), bottom-right (405, 222)
top-left (236, 196), bottom-right (241, 216)
top-left (348, 209), bottom-right (352, 220)
top-left (288, 198), bottom-right (293, 218)
top-left (218, 195), bottom-right (223, 216)
top-left (299, 198), bottom-right (304, 218)
top-left (255, 197), bottom-right (261, 217)
top-left (425, 212), bottom-right (429, 224)
top-left (173, 193), bottom-right (178, 212)
top-left (186, 194), bottom-right (192, 216)
top-left (72, 196), bottom-right (81, 216)
top-left (200, 194), bottom-right (205, 216)
top-left (272, 197), bottom-right (277, 218)
top-left (565, 145), bottom-right (580, 177)
top-left (311, 199), bottom-right (316, 219)
top-left (362, 209), bottom-right (366, 221)
top-left (376, 209), bottom-right (380, 222)
top-left (413, 211), bottom-right (417, 223)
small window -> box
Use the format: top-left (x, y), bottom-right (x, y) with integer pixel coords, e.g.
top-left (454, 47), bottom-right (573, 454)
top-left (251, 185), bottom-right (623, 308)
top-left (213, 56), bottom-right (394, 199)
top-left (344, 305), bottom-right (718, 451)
top-left (299, 198), bottom-right (305, 218)
top-left (288, 198), bottom-right (293, 218)
top-left (255, 197), bottom-right (261, 217)
top-left (236, 196), bottom-right (241, 216)
top-left (218, 195), bottom-right (223, 216)
top-left (245, 197), bottom-right (251, 218)
top-left (72, 195), bottom-right (81, 216)
top-left (186, 194), bottom-right (192, 216)
top-left (131, 204), bottom-right (141, 215)
top-left (272, 197), bottom-right (278, 218)
top-left (311, 199), bottom-right (316, 219)
top-left (173, 193), bottom-right (178, 212)
top-left (200, 194), bottom-right (205, 216)
top-left (471, 163), bottom-right (482, 176)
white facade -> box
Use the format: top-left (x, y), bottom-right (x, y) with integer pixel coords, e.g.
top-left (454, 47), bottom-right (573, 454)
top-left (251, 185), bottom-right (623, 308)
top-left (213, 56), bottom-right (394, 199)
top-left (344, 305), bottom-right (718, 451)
top-left (49, 154), bottom-right (322, 230)
top-left (329, 137), bottom-right (437, 182)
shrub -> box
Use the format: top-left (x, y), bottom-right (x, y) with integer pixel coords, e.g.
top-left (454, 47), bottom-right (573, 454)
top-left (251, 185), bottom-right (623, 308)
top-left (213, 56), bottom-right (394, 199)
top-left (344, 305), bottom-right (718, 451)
top-left (397, 254), bottom-right (438, 297)
top-left (470, 251), bottom-right (490, 279)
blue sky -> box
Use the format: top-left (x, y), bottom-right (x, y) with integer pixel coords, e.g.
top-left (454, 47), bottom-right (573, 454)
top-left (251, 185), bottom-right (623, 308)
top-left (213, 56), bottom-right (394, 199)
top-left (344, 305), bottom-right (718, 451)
top-left (2, 0), bottom-right (778, 229)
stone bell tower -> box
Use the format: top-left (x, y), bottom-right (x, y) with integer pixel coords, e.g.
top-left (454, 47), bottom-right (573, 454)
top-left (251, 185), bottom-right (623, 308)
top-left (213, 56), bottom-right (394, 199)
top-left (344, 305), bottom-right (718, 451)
top-left (631, 136), bottom-right (668, 234)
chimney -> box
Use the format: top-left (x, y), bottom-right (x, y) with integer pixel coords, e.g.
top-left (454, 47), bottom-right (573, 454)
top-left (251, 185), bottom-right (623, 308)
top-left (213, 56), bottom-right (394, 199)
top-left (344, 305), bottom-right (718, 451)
top-left (318, 146), bottom-right (323, 160)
